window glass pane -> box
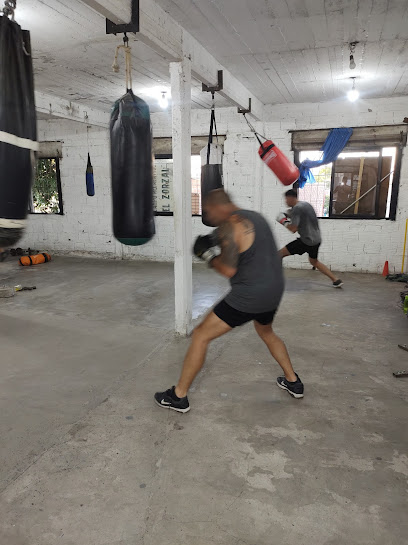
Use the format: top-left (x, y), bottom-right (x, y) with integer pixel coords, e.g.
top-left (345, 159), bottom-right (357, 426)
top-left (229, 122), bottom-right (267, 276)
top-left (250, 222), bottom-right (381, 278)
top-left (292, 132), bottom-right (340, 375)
top-left (299, 148), bottom-right (396, 219)
top-left (296, 129), bottom-right (401, 220)
top-left (333, 152), bottom-right (380, 217)
top-left (298, 151), bottom-right (332, 218)
top-left (33, 158), bottom-right (61, 214)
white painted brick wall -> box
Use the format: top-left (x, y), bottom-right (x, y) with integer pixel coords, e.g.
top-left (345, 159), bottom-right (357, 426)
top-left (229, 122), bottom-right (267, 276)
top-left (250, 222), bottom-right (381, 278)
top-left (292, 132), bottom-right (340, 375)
top-left (261, 97), bottom-right (408, 274)
top-left (20, 96), bottom-right (408, 273)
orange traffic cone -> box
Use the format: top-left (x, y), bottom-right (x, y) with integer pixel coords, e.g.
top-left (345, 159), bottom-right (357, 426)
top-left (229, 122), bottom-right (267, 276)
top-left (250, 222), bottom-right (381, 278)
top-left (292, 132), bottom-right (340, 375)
top-left (382, 261), bottom-right (389, 276)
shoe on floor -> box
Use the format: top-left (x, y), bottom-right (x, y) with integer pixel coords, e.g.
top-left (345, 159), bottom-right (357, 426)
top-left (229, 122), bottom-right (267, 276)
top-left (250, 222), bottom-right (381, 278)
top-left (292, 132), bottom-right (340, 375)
top-left (154, 386), bottom-right (190, 413)
top-left (276, 374), bottom-right (304, 398)
top-left (333, 279), bottom-right (343, 288)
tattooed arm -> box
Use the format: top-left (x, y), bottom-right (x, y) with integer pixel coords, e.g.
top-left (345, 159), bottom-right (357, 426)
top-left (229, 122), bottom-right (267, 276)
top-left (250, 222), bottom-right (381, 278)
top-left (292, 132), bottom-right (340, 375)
top-left (210, 221), bottom-right (239, 278)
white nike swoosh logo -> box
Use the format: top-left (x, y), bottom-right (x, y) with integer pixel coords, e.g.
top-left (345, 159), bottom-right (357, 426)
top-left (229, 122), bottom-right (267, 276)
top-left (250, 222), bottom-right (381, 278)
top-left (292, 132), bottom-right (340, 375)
top-left (161, 399), bottom-right (171, 405)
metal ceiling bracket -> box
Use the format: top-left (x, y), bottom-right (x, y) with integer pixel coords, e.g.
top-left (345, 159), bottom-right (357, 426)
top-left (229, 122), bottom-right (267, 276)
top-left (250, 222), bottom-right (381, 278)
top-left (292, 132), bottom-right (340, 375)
top-left (106, 0), bottom-right (139, 35)
top-left (238, 98), bottom-right (251, 114)
top-left (202, 70), bottom-right (223, 93)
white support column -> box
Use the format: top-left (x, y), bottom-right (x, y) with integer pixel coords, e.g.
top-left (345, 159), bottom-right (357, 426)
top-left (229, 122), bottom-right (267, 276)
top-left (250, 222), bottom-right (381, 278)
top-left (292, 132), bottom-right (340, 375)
top-left (170, 58), bottom-right (193, 336)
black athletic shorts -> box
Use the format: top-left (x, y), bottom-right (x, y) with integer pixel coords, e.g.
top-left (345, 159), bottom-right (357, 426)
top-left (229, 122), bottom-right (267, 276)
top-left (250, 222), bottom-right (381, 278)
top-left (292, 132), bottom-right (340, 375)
top-left (214, 299), bottom-right (277, 328)
top-left (286, 239), bottom-right (320, 259)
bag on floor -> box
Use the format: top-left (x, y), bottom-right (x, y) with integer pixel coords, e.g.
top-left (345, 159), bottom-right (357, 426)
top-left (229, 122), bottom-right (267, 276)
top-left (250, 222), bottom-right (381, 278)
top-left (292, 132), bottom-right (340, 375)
top-left (386, 273), bottom-right (408, 283)
top-left (110, 90), bottom-right (155, 246)
top-left (0, 14), bottom-right (37, 248)
top-left (19, 253), bottom-right (51, 266)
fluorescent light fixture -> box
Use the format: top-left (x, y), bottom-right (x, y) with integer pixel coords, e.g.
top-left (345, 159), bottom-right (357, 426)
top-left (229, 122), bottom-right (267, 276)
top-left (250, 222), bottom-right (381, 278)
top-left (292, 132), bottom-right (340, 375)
top-left (347, 78), bottom-right (359, 102)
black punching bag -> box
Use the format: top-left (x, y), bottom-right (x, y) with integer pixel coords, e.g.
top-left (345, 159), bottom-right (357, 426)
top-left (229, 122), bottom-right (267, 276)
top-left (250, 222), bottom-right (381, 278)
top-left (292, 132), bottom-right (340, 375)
top-left (201, 106), bottom-right (223, 227)
top-left (110, 90), bottom-right (155, 246)
top-left (0, 15), bottom-right (37, 248)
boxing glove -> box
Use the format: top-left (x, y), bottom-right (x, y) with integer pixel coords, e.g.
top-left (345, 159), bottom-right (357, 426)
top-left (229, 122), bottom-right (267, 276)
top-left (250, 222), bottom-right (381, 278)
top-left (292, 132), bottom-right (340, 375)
top-left (193, 235), bottom-right (217, 264)
top-left (276, 212), bottom-right (291, 227)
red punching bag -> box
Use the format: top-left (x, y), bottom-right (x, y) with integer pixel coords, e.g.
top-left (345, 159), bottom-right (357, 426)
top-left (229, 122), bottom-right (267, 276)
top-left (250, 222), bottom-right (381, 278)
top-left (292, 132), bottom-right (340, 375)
top-left (240, 113), bottom-right (299, 186)
top-left (258, 140), bottom-right (299, 186)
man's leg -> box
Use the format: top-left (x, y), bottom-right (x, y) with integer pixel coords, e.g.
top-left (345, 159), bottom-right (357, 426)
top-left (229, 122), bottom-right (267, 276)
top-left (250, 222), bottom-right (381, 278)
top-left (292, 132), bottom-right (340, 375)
top-left (175, 311), bottom-right (231, 398)
top-left (254, 321), bottom-right (297, 382)
top-left (254, 321), bottom-right (304, 398)
top-left (309, 257), bottom-right (338, 283)
top-left (279, 247), bottom-right (291, 258)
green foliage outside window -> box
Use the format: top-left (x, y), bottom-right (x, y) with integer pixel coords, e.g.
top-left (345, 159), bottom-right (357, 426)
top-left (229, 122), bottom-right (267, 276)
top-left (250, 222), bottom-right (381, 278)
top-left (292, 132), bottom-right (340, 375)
top-left (32, 158), bottom-right (61, 214)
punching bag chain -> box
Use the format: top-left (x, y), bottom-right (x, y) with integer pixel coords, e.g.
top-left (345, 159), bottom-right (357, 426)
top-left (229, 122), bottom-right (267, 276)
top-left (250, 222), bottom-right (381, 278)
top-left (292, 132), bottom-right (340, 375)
top-left (124, 35), bottom-right (132, 91)
top-left (206, 92), bottom-right (220, 165)
top-left (112, 33), bottom-right (133, 92)
top-left (212, 93), bottom-right (219, 147)
top-left (2, 0), bottom-right (16, 20)
top-left (242, 113), bottom-right (267, 147)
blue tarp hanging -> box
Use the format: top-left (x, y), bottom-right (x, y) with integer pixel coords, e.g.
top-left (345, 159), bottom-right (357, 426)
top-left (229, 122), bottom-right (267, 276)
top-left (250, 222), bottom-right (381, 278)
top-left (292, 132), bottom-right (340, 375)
top-left (298, 127), bottom-right (353, 188)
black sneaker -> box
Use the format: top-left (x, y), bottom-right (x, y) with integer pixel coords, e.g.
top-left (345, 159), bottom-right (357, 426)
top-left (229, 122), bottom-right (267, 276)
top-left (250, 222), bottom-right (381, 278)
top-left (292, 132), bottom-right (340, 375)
top-left (333, 279), bottom-right (343, 288)
top-left (154, 386), bottom-right (190, 413)
top-left (276, 374), bottom-right (304, 398)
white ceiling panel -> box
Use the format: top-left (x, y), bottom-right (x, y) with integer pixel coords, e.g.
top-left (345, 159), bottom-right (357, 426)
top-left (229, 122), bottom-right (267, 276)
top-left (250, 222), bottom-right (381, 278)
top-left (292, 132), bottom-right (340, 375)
top-left (8, 0), bottom-right (408, 112)
top-left (155, 0), bottom-right (408, 104)
top-left (12, 0), bottom-right (230, 114)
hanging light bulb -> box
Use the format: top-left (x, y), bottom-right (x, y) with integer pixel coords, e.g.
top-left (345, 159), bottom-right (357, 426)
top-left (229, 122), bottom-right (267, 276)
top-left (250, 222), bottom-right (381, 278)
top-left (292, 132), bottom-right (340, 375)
top-left (158, 91), bottom-right (168, 109)
top-left (349, 42), bottom-right (357, 70)
top-left (347, 77), bottom-right (359, 102)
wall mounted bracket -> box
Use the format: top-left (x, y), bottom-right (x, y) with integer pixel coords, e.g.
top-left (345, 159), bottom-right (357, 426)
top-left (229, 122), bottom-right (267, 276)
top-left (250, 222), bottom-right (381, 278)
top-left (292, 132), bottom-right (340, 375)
top-left (202, 70), bottom-right (223, 93)
top-left (106, 0), bottom-right (139, 35)
top-left (238, 98), bottom-right (252, 114)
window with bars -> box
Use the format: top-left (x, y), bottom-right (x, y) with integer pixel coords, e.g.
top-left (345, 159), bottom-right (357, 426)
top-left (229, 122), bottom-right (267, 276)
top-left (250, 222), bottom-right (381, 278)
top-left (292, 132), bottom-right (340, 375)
top-left (30, 157), bottom-right (63, 214)
top-left (296, 148), bottom-right (398, 219)
top-left (292, 125), bottom-right (406, 220)
top-left (153, 155), bottom-right (202, 216)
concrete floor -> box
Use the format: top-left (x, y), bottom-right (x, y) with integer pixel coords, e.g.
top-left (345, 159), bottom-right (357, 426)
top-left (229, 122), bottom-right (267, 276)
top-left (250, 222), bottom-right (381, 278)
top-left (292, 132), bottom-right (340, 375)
top-left (0, 256), bottom-right (407, 545)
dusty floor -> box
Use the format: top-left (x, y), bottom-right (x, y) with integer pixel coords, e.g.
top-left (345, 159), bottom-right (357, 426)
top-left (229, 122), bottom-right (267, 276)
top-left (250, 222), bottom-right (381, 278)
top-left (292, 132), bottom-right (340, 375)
top-left (0, 256), bottom-right (407, 545)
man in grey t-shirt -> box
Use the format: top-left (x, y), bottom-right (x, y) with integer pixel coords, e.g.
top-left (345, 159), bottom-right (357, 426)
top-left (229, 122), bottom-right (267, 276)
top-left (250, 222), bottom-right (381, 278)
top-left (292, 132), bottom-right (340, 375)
top-left (277, 189), bottom-right (343, 288)
top-left (154, 189), bottom-right (304, 413)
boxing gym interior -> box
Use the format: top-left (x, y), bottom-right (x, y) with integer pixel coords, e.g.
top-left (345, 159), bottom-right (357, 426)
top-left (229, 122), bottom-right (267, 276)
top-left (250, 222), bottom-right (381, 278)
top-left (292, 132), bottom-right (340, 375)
top-left (1, 1), bottom-right (408, 544)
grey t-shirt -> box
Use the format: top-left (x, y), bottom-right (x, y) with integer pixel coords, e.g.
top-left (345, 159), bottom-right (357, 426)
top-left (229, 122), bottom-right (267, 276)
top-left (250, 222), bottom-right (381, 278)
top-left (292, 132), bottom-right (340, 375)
top-left (225, 210), bottom-right (284, 313)
top-left (290, 201), bottom-right (322, 246)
